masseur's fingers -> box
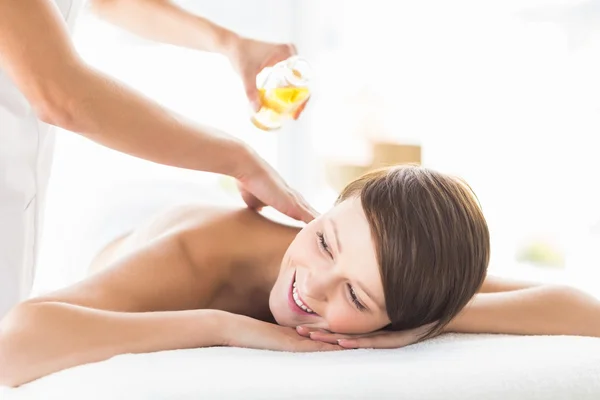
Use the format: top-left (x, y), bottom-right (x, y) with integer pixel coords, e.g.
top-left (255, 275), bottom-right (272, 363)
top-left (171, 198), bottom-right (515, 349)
top-left (291, 97), bottom-right (310, 120)
top-left (235, 153), bottom-right (319, 224)
top-left (233, 39), bottom-right (298, 112)
top-left (237, 182), bottom-right (266, 210)
top-left (291, 190), bottom-right (320, 224)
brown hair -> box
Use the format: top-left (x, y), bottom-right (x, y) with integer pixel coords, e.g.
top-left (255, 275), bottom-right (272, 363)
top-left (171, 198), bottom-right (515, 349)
top-left (337, 165), bottom-right (489, 338)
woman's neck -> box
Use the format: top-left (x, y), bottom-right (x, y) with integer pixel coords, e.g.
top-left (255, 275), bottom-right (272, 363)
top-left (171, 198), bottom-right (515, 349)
top-left (240, 212), bottom-right (300, 289)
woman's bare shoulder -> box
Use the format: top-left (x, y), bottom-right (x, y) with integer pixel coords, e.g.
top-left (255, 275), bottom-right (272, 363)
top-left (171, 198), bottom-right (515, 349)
top-left (174, 206), bottom-right (300, 269)
top-left (89, 204), bottom-right (239, 273)
top-left (132, 203), bottom-right (236, 238)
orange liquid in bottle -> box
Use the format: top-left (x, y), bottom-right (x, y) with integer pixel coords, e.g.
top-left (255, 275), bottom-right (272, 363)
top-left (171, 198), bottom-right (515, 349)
top-left (251, 87), bottom-right (311, 131)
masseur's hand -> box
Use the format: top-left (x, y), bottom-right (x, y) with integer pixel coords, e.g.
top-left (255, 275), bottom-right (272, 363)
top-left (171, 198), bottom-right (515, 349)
top-left (296, 323), bottom-right (438, 349)
top-left (235, 146), bottom-right (318, 223)
top-left (229, 37), bottom-right (308, 119)
top-left (223, 313), bottom-right (343, 352)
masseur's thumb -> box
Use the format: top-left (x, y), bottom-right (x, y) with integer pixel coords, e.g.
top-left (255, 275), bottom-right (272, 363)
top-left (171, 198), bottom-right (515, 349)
top-left (289, 193), bottom-right (319, 224)
top-left (245, 80), bottom-right (261, 112)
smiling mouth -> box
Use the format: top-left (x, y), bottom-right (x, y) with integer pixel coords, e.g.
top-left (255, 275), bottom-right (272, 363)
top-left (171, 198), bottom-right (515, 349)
top-left (289, 271), bottom-right (316, 315)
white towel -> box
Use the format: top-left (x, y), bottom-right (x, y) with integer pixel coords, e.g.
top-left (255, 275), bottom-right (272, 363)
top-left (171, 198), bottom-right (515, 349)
top-left (5, 333), bottom-right (600, 399)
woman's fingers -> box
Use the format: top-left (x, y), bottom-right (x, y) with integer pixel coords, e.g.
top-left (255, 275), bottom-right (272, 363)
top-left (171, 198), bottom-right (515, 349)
top-left (341, 324), bottom-right (438, 349)
top-left (297, 326), bottom-right (360, 345)
top-left (303, 323), bottom-right (438, 349)
top-left (309, 331), bottom-right (354, 345)
top-left (337, 333), bottom-right (413, 349)
top-left (303, 330), bottom-right (412, 349)
top-left (296, 326), bottom-right (330, 337)
top-left (295, 326), bottom-right (311, 337)
top-left (309, 332), bottom-right (343, 345)
top-left (297, 340), bottom-right (343, 352)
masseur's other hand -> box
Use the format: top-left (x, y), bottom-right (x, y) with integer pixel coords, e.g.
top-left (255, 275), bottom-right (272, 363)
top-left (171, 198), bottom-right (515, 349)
top-left (235, 147), bottom-right (318, 224)
top-left (223, 313), bottom-right (342, 353)
top-left (229, 37), bottom-right (307, 119)
top-left (296, 323), bottom-right (438, 349)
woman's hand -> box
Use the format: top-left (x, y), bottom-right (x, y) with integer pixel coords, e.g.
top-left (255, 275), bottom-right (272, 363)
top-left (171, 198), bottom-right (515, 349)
top-left (223, 313), bottom-right (343, 352)
top-left (234, 146), bottom-right (318, 224)
top-left (296, 323), bottom-right (437, 349)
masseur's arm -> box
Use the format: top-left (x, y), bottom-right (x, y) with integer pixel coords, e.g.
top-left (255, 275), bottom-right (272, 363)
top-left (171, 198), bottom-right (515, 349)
top-left (447, 277), bottom-right (600, 337)
top-left (0, 0), bottom-right (247, 177)
top-left (89, 0), bottom-right (238, 54)
top-left (87, 0), bottom-right (297, 109)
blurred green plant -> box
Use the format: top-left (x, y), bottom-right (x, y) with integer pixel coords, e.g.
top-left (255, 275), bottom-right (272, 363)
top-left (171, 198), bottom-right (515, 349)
top-left (516, 239), bottom-right (565, 269)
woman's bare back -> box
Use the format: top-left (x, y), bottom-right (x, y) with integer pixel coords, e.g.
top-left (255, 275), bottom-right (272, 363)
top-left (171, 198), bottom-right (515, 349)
top-left (41, 204), bottom-right (298, 322)
top-left (88, 204), bottom-right (234, 274)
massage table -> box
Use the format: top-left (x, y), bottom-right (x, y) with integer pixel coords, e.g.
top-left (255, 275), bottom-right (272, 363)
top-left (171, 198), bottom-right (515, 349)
top-left (3, 333), bottom-right (600, 399)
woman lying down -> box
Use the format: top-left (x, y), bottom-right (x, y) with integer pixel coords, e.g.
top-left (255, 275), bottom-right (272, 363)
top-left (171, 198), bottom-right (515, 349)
top-left (1, 165), bottom-right (599, 387)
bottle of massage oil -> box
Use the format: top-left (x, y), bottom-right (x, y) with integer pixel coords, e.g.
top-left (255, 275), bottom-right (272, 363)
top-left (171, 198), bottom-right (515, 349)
top-left (251, 56), bottom-right (312, 131)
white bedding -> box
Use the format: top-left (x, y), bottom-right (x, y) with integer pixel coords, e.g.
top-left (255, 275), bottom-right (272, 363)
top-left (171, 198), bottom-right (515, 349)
top-left (4, 333), bottom-right (600, 399)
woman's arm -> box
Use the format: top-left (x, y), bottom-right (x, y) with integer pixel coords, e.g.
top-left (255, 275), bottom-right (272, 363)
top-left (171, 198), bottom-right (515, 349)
top-left (298, 277), bottom-right (600, 350)
top-left (0, 303), bottom-right (226, 387)
top-left (0, 216), bottom-right (341, 386)
top-left (478, 274), bottom-right (540, 293)
top-left (0, 231), bottom-right (222, 387)
top-left (446, 284), bottom-right (600, 337)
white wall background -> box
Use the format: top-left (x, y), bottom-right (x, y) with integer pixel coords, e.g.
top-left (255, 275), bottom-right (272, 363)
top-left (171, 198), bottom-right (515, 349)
top-left (296, 0), bottom-right (600, 292)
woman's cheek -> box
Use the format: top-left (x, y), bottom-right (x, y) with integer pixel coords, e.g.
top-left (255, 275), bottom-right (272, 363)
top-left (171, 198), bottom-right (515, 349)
top-left (292, 230), bottom-right (317, 258)
top-left (324, 309), bottom-right (359, 333)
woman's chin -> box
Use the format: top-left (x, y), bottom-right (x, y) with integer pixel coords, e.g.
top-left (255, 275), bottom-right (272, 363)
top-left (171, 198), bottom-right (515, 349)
top-left (269, 308), bottom-right (295, 327)
top-left (268, 291), bottom-right (290, 326)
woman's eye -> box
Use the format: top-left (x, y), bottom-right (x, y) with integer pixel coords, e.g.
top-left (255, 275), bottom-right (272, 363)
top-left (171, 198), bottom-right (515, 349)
top-left (347, 284), bottom-right (366, 311)
top-left (316, 231), bottom-right (332, 258)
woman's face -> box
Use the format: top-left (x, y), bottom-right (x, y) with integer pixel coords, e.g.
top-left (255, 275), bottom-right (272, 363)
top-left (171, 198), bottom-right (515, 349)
top-left (269, 197), bottom-right (391, 334)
